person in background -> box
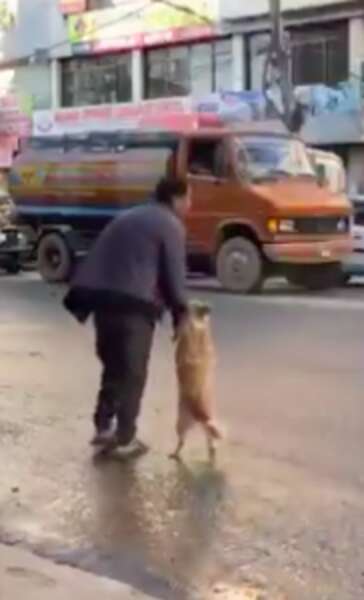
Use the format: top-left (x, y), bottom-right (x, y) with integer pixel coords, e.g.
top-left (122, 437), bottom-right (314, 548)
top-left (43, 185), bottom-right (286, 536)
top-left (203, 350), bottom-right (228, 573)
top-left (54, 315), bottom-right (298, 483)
top-left (64, 177), bottom-right (191, 453)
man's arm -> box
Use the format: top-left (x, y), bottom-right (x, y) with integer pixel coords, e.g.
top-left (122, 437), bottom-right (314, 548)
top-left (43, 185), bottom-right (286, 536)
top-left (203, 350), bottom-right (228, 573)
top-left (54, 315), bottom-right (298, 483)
top-left (160, 220), bottom-right (188, 328)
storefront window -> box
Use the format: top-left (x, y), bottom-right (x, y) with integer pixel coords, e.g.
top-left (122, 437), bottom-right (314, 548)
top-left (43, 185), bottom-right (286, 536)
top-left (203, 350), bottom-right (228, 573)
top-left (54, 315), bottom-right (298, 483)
top-left (291, 24), bottom-right (348, 86)
top-left (190, 43), bottom-right (213, 97)
top-left (248, 22), bottom-right (348, 91)
top-left (215, 39), bottom-right (233, 91)
top-left (248, 32), bottom-right (270, 91)
top-left (61, 54), bottom-right (132, 107)
top-left (145, 38), bottom-right (233, 99)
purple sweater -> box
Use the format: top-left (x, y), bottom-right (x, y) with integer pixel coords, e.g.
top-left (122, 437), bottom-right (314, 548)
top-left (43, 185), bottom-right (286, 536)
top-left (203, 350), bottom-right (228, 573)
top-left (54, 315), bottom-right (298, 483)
top-left (64, 202), bottom-right (188, 326)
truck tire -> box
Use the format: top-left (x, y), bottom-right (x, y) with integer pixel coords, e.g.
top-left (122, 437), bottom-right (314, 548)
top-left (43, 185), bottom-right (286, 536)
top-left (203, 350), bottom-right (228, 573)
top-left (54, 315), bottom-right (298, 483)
top-left (287, 264), bottom-right (341, 291)
top-left (216, 237), bottom-right (263, 294)
top-left (38, 233), bottom-right (73, 283)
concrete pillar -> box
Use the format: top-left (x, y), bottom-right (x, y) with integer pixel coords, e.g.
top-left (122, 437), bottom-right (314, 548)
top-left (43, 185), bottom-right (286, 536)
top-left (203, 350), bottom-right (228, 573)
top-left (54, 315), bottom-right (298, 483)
top-left (132, 48), bottom-right (144, 102)
top-left (349, 17), bottom-right (364, 81)
top-left (232, 34), bottom-right (246, 91)
top-left (50, 59), bottom-right (61, 109)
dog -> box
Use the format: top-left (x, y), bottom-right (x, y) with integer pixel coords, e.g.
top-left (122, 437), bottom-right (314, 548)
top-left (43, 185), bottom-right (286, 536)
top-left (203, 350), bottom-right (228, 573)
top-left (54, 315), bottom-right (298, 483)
top-left (171, 300), bottom-right (222, 461)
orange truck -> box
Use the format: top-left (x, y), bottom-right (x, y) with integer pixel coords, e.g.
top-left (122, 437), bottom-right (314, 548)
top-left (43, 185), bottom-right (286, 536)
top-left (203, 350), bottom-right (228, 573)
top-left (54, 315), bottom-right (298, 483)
top-left (9, 127), bottom-right (352, 292)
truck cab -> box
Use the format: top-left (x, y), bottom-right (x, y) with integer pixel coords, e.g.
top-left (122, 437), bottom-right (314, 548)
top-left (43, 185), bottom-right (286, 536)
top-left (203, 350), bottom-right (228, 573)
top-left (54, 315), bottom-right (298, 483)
top-left (181, 129), bottom-right (352, 292)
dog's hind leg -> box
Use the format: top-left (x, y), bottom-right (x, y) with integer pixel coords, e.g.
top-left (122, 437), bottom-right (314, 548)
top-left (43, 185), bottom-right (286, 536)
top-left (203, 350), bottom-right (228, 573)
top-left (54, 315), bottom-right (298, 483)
top-left (205, 421), bottom-right (222, 463)
top-left (207, 432), bottom-right (218, 463)
top-left (170, 405), bottom-right (192, 460)
top-left (170, 436), bottom-right (184, 461)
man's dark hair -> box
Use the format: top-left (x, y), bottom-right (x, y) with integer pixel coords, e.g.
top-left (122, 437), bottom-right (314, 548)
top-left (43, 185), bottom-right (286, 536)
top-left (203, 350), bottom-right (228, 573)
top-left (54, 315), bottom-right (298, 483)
top-left (155, 177), bottom-right (187, 206)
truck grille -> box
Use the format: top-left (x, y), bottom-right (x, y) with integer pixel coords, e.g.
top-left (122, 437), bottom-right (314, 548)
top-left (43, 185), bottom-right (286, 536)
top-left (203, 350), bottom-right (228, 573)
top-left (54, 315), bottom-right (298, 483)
top-left (295, 216), bottom-right (349, 235)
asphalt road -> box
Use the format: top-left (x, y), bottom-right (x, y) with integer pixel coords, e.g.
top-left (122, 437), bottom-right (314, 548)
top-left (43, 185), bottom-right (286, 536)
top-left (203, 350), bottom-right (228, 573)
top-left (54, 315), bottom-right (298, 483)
top-left (0, 274), bottom-right (364, 600)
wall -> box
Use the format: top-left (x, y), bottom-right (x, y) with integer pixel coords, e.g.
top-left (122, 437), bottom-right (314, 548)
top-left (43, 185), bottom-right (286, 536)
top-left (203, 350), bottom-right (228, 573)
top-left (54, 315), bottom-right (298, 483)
top-left (349, 17), bottom-right (364, 81)
top-left (220, 0), bottom-right (357, 21)
top-left (0, 0), bottom-right (69, 60)
top-left (0, 1), bottom-right (69, 114)
top-left (347, 146), bottom-right (364, 194)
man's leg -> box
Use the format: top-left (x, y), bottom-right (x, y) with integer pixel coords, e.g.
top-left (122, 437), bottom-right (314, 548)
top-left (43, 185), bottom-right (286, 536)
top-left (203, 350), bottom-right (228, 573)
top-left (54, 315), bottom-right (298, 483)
top-left (93, 311), bottom-right (154, 447)
top-left (93, 311), bottom-right (120, 440)
top-left (114, 314), bottom-right (154, 445)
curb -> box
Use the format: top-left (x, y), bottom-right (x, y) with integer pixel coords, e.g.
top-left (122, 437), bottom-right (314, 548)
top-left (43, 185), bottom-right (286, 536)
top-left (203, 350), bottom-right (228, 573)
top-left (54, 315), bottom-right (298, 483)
top-left (0, 543), bottom-right (159, 600)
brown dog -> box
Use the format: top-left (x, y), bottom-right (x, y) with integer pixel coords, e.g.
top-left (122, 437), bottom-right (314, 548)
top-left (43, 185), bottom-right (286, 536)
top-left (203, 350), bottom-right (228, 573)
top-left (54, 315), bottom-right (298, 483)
top-left (171, 301), bottom-right (222, 461)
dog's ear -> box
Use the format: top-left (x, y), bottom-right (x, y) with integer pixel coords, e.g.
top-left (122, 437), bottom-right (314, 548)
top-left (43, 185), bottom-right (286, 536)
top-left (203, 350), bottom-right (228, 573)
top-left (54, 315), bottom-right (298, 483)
top-left (196, 302), bottom-right (211, 319)
top-left (189, 300), bottom-right (211, 319)
top-left (200, 303), bottom-right (211, 317)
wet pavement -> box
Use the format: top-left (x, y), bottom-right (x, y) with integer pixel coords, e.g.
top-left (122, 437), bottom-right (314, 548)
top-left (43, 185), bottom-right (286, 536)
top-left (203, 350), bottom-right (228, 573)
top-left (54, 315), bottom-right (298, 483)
top-left (1, 274), bottom-right (364, 599)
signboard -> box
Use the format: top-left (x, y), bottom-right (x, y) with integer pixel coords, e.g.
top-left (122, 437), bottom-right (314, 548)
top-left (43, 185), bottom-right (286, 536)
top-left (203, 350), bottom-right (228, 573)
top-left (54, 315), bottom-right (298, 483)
top-left (33, 98), bottom-right (193, 136)
top-left (68, 0), bottom-right (217, 52)
top-left (0, 93), bottom-right (33, 137)
top-left (0, 135), bottom-right (17, 168)
top-left (59, 0), bottom-right (86, 15)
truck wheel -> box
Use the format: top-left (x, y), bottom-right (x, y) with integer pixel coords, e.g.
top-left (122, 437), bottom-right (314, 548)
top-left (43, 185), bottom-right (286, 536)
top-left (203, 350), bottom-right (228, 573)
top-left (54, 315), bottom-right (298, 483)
top-left (287, 264), bottom-right (341, 291)
top-left (216, 237), bottom-right (263, 294)
top-left (38, 233), bottom-right (72, 283)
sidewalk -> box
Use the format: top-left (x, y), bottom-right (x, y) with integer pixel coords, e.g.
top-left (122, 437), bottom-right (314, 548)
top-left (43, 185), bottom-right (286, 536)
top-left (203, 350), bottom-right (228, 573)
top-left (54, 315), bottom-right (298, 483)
top-left (0, 543), bottom-right (159, 600)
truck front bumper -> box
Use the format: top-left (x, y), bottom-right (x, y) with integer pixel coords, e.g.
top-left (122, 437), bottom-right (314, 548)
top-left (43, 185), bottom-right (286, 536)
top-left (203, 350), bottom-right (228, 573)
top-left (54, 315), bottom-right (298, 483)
top-left (263, 238), bottom-right (353, 264)
top-left (0, 228), bottom-right (32, 262)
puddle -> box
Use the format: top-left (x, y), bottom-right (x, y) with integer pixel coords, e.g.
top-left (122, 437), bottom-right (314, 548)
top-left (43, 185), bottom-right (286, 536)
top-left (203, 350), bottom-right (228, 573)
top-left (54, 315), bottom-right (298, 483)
top-left (209, 583), bottom-right (267, 599)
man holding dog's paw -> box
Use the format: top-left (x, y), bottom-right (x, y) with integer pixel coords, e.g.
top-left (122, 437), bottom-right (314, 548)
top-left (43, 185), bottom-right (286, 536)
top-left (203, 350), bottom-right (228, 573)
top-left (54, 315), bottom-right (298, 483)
top-left (64, 177), bottom-right (190, 453)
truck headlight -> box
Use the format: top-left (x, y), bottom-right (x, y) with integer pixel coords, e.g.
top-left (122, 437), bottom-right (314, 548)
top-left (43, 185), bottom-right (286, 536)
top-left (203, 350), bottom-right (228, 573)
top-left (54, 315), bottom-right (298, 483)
top-left (337, 218), bottom-right (349, 233)
top-left (17, 232), bottom-right (27, 247)
top-left (267, 218), bottom-right (296, 234)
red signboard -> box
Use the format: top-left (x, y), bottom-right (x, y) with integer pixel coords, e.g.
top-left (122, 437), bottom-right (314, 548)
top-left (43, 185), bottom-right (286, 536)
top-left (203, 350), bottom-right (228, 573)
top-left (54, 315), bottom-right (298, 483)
top-left (59, 0), bottom-right (86, 15)
top-left (0, 136), bottom-right (18, 168)
top-left (73, 24), bottom-right (216, 54)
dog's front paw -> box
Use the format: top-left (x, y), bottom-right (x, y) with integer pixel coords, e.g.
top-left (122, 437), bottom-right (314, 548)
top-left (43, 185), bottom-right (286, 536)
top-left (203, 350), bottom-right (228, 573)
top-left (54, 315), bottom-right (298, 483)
top-left (169, 452), bottom-right (182, 462)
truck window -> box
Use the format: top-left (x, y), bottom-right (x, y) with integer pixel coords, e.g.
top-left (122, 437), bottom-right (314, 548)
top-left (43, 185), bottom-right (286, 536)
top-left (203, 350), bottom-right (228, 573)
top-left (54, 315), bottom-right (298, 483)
top-left (188, 140), bottom-right (227, 178)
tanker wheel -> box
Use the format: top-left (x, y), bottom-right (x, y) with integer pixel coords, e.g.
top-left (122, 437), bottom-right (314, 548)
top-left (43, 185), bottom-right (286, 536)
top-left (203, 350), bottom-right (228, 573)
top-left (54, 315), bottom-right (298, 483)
top-left (38, 233), bottom-right (73, 283)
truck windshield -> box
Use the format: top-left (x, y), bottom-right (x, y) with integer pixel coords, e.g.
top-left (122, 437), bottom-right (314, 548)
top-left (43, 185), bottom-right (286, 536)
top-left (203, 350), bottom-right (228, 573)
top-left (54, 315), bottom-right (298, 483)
top-left (235, 135), bottom-right (315, 181)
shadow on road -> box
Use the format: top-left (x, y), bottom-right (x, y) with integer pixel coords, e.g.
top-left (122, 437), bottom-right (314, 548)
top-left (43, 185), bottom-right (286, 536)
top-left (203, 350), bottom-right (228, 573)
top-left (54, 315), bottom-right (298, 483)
top-left (85, 457), bottom-right (227, 599)
top-left (187, 276), bottom-right (364, 299)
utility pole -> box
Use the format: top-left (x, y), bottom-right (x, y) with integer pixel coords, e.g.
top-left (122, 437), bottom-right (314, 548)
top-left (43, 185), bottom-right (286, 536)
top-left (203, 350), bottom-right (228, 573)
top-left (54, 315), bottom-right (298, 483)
top-left (264, 0), bottom-right (304, 132)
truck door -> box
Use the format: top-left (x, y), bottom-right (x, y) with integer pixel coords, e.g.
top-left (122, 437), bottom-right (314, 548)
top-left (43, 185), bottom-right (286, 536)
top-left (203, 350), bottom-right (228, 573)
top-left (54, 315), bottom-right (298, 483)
top-left (186, 137), bottom-right (233, 257)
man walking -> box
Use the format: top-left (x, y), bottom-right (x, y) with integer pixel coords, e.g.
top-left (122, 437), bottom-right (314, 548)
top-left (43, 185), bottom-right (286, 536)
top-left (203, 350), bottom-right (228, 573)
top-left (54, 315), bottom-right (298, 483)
top-left (64, 177), bottom-right (190, 452)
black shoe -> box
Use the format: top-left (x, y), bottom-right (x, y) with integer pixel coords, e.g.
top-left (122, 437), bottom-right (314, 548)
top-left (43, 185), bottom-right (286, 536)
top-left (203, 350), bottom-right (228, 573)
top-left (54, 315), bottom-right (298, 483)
top-left (114, 437), bottom-right (149, 457)
top-left (90, 428), bottom-right (117, 448)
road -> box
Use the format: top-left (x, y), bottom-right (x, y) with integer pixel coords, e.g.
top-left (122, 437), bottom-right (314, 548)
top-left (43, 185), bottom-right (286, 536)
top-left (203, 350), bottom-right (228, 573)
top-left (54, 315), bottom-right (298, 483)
top-left (0, 274), bottom-right (364, 600)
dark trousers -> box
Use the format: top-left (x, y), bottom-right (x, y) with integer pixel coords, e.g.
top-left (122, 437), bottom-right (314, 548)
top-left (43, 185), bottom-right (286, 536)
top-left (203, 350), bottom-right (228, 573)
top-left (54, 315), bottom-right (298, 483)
top-left (94, 310), bottom-right (155, 445)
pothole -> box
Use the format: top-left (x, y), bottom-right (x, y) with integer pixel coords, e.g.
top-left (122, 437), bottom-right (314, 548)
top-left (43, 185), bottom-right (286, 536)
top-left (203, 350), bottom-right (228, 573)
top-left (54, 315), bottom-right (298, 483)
top-left (0, 420), bottom-right (23, 440)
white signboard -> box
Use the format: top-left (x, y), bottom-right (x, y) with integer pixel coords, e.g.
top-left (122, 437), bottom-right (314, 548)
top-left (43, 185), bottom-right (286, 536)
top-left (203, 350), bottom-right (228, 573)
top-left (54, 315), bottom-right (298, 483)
top-left (32, 98), bottom-right (192, 136)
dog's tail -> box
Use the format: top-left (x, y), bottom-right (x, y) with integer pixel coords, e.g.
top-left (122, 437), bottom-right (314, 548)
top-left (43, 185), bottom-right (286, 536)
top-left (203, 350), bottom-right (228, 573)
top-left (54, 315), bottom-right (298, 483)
top-left (205, 419), bottom-right (223, 439)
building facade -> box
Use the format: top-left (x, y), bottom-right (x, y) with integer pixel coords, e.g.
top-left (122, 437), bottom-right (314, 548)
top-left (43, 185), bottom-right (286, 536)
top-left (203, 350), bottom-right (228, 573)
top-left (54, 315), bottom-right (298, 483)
top-left (0, 0), bottom-right (363, 187)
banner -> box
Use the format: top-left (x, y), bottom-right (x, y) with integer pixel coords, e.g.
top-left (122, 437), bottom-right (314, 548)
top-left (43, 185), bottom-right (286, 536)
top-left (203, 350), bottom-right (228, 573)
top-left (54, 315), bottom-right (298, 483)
top-left (33, 98), bottom-right (192, 136)
top-left (0, 0), bottom-right (15, 31)
top-left (68, 0), bottom-right (216, 52)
